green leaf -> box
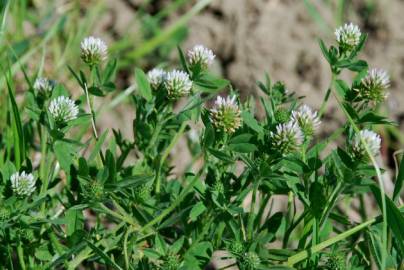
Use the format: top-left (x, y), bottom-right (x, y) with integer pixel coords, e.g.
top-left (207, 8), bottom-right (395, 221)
top-left (358, 112), bottom-right (396, 125)
top-left (393, 154), bottom-right (404, 201)
top-left (241, 111), bottom-right (264, 135)
top-left (155, 234), bottom-right (167, 256)
top-left (85, 240), bottom-right (123, 270)
top-left (135, 68), bottom-right (152, 102)
top-left (103, 58), bottom-right (118, 83)
top-left (228, 143), bottom-right (257, 153)
top-left (208, 148), bottom-right (234, 163)
top-left (334, 79), bottom-right (349, 97)
top-left (105, 175), bottom-right (153, 191)
top-left (88, 130), bottom-right (108, 163)
top-left (194, 74), bottom-right (229, 93)
top-left (88, 86), bottom-right (105, 97)
top-left (54, 140), bottom-right (76, 172)
top-left (189, 202), bottom-right (207, 222)
top-left (349, 34), bottom-right (368, 59)
top-left (228, 133), bottom-right (253, 144)
top-left (318, 39), bottom-right (331, 64)
top-left (177, 46), bottom-right (190, 74)
top-left (65, 209), bottom-right (84, 236)
top-left (7, 75), bottom-right (25, 169)
top-left (68, 65), bottom-right (84, 88)
top-left (370, 185), bottom-right (404, 255)
top-left (347, 60), bottom-right (368, 72)
top-left (171, 236), bottom-right (185, 254)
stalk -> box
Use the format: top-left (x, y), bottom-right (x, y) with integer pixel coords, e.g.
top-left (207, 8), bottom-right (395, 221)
top-left (332, 90), bottom-right (388, 268)
top-left (155, 121), bottom-right (187, 194)
top-left (17, 242), bottom-right (26, 270)
top-left (286, 215), bottom-right (376, 266)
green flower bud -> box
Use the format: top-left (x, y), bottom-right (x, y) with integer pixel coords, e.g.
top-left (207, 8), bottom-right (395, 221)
top-left (83, 181), bottom-right (104, 201)
top-left (212, 180), bottom-right (224, 194)
top-left (243, 252), bottom-right (261, 269)
top-left (274, 108), bottom-right (290, 124)
top-left (0, 208), bottom-right (10, 221)
top-left (135, 184), bottom-right (152, 202)
top-left (325, 253), bottom-right (345, 270)
top-left (230, 241), bottom-right (244, 255)
top-left (164, 254), bottom-right (180, 270)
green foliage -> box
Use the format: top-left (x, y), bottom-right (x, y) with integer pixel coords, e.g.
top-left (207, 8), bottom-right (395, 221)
top-left (0, 7), bottom-right (402, 270)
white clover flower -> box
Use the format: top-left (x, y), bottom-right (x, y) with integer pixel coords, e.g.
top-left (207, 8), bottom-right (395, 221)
top-left (291, 104), bottom-right (321, 137)
top-left (147, 68), bottom-right (167, 90)
top-left (164, 70), bottom-right (192, 99)
top-left (270, 121), bottom-right (303, 155)
top-left (210, 95), bottom-right (242, 134)
top-left (10, 171), bottom-right (36, 197)
top-left (80, 36), bottom-right (108, 66)
top-left (34, 77), bottom-right (55, 95)
top-left (358, 68), bottom-right (390, 103)
top-left (335, 23), bottom-right (361, 51)
top-left (351, 129), bottom-right (381, 159)
top-left (49, 96), bottom-right (79, 125)
top-left (187, 45), bottom-right (215, 69)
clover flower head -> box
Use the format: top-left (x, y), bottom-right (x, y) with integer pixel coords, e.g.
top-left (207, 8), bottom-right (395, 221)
top-left (270, 121), bottom-right (303, 155)
top-left (34, 77), bottom-right (55, 95)
top-left (359, 68), bottom-right (390, 103)
top-left (243, 252), bottom-right (261, 269)
top-left (10, 171), bottom-right (36, 197)
top-left (210, 95), bottom-right (242, 133)
top-left (49, 96), bottom-right (79, 125)
top-left (335, 23), bottom-right (361, 51)
top-left (291, 104), bottom-right (321, 137)
top-left (351, 129), bottom-right (381, 159)
top-left (80, 36), bottom-right (108, 66)
top-left (147, 68), bottom-right (167, 90)
top-left (187, 44), bottom-right (215, 69)
top-left (164, 70), bottom-right (192, 99)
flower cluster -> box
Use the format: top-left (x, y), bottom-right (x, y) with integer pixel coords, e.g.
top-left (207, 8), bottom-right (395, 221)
top-left (34, 77), bottom-right (55, 96)
top-left (335, 23), bottom-right (361, 53)
top-left (270, 104), bottom-right (320, 155)
top-left (187, 45), bottom-right (215, 69)
top-left (147, 68), bottom-right (167, 90)
top-left (356, 68), bottom-right (390, 103)
top-left (210, 95), bottom-right (242, 133)
top-left (270, 121), bottom-right (304, 155)
top-left (10, 171), bottom-right (36, 197)
top-left (165, 70), bottom-right (193, 100)
top-left (49, 96), bottom-right (79, 125)
top-left (291, 104), bottom-right (321, 137)
top-left (81, 36), bottom-right (108, 66)
top-left (350, 129), bottom-right (381, 160)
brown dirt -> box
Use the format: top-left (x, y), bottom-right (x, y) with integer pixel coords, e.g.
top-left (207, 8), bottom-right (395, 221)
top-left (184, 0), bottom-right (404, 134)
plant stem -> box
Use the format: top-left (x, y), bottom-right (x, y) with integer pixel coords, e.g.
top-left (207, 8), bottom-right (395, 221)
top-left (84, 82), bottom-right (98, 140)
top-left (247, 179), bottom-right (259, 240)
top-left (332, 90), bottom-right (388, 268)
top-left (155, 121), bottom-right (187, 194)
top-left (143, 172), bottom-right (201, 233)
top-left (17, 242), bottom-right (26, 270)
top-left (99, 203), bottom-right (140, 230)
top-left (286, 215), bottom-right (376, 266)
